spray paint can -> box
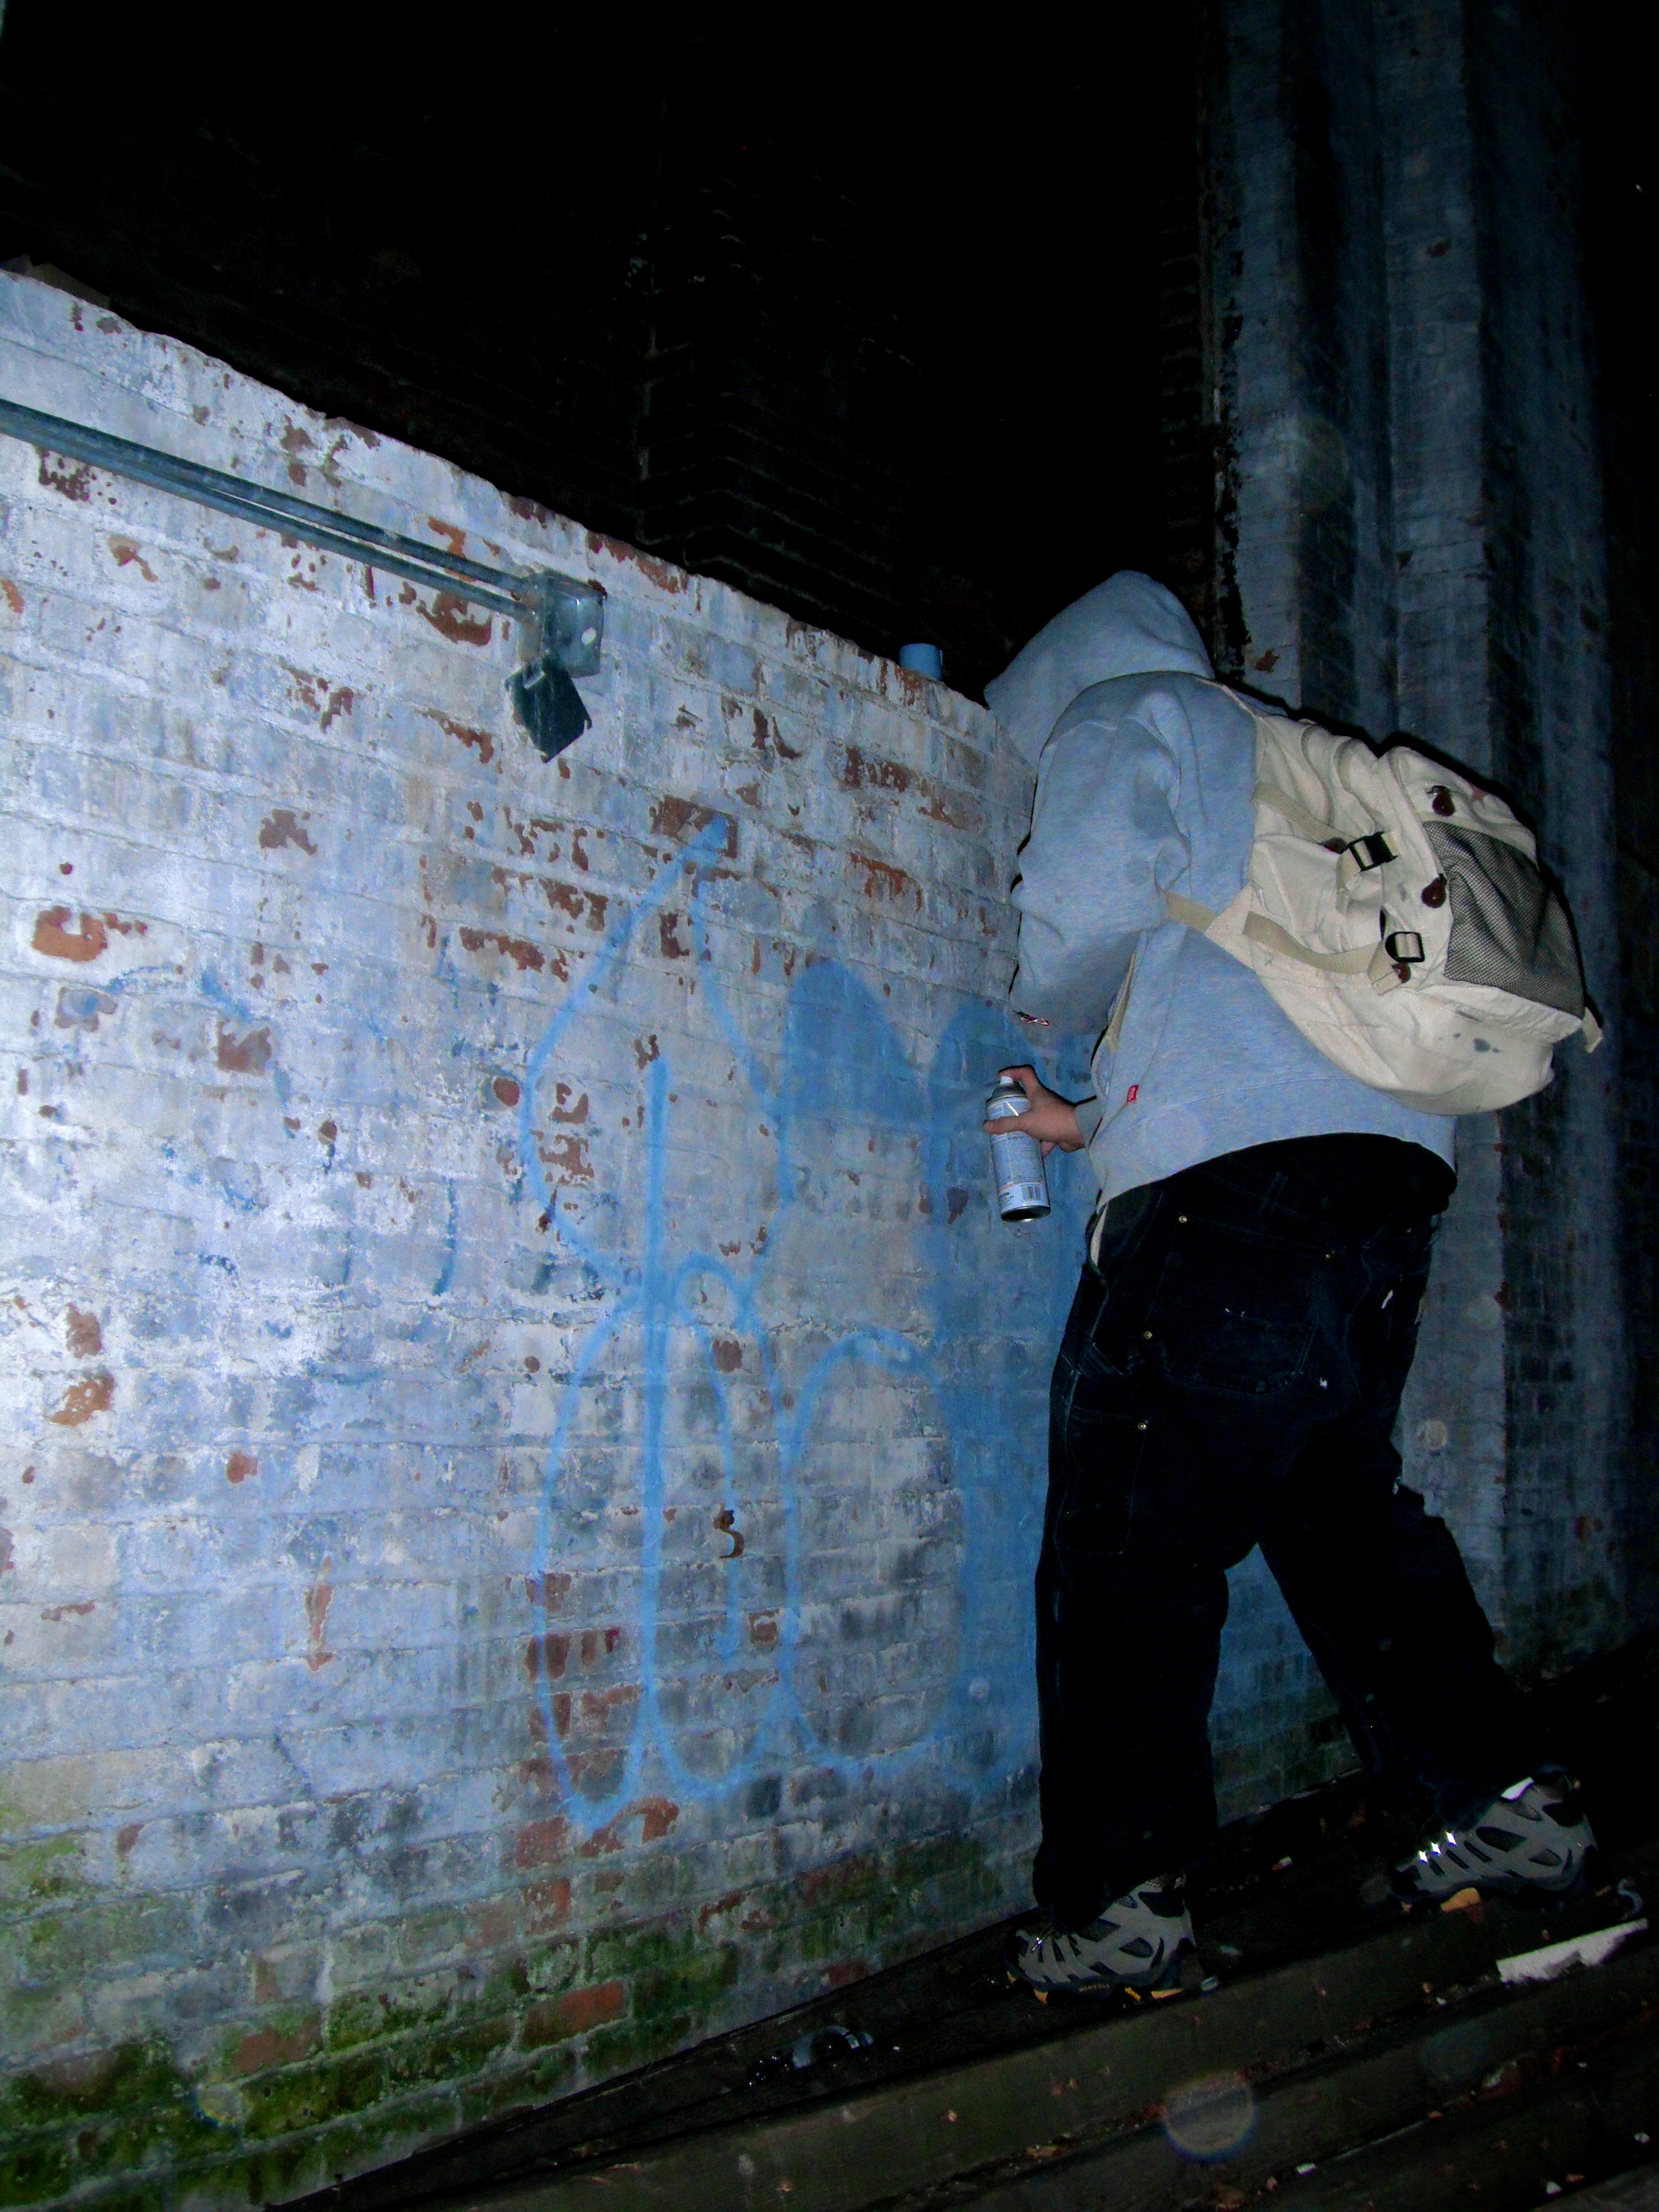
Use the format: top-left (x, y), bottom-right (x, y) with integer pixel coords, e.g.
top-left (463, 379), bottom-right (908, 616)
top-left (985, 1076), bottom-right (1051, 1223)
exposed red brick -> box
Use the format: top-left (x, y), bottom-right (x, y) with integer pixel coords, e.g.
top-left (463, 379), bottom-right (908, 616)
top-left (420, 591), bottom-right (493, 646)
top-left (649, 796), bottom-right (738, 858)
top-left (466, 1894), bottom-right (517, 1952)
top-left (258, 810), bottom-right (317, 855)
top-left (564, 1749), bottom-right (625, 1795)
top-left (304, 1581), bottom-right (335, 1671)
top-left (39, 452), bottom-right (93, 502)
top-left (514, 1816), bottom-right (571, 1869)
top-left (842, 745), bottom-right (911, 794)
top-left (107, 536), bottom-right (158, 582)
top-left (48, 1372), bottom-right (114, 1427)
top-left (431, 712), bottom-right (495, 766)
top-left (228, 2016), bottom-right (321, 2077)
top-left (64, 1306), bottom-right (102, 1358)
top-left (560, 1979), bottom-right (627, 2034)
top-left (458, 927), bottom-right (547, 973)
top-left (524, 1630), bottom-right (570, 1682)
top-left (581, 1796), bottom-right (680, 1856)
top-left (852, 855), bottom-right (922, 909)
top-left (585, 529), bottom-right (686, 594)
top-left (639, 1797), bottom-right (679, 1843)
top-left (523, 1877), bottom-right (572, 1933)
top-left (216, 1023), bottom-right (273, 1075)
top-left (540, 1133), bottom-right (592, 1183)
top-left (32, 907), bottom-right (108, 963)
top-left (528, 1571), bottom-right (573, 1613)
top-left (920, 789), bottom-right (975, 831)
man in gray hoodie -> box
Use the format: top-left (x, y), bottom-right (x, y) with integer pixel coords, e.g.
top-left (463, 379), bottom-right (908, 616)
top-left (985, 573), bottom-right (1593, 2000)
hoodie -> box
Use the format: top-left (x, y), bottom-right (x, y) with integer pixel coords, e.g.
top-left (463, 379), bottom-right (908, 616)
top-left (986, 573), bottom-right (1456, 1206)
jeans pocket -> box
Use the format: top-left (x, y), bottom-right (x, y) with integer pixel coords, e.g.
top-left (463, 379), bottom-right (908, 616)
top-left (1057, 1406), bottom-right (1149, 1563)
top-left (1145, 1221), bottom-right (1319, 1398)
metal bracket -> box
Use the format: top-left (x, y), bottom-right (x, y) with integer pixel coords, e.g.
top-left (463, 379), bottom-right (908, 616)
top-left (509, 572), bottom-right (607, 761)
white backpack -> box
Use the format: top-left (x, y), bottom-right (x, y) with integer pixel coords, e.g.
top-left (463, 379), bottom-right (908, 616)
top-left (1165, 690), bottom-right (1600, 1115)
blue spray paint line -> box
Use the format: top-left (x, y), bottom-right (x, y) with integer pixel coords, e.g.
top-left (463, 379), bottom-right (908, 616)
top-left (515, 817), bottom-right (1094, 1828)
top-left (432, 1181), bottom-right (460, 1297)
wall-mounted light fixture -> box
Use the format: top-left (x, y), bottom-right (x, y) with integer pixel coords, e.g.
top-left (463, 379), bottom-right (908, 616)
top-left (510, 572), bottom-right (607, 760)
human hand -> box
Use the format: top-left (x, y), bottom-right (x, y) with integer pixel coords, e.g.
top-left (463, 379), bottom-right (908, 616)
top-left (983, 1066), bottom-right (1087, 1156)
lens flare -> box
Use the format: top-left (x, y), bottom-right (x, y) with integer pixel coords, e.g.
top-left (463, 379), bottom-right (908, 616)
top-left (1161, 2072), bottom-right (1257, 2161)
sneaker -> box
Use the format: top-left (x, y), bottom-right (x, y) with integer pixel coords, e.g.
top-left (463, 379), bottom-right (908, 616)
top-left (1011, 1874), bottom-right (1193, 1998)
top-left (1391, 1773), bottom-right (1596, 1905)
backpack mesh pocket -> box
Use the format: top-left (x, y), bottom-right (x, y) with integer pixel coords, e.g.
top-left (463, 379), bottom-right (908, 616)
top-left (1425, 824), bottom-right (1584, 1015)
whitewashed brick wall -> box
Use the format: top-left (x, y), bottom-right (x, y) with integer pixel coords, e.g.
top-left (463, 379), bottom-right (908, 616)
top-left (0, 273), bottom-right (1336, 2210)
top-left (0, 273), bottom-right (1101, 2207)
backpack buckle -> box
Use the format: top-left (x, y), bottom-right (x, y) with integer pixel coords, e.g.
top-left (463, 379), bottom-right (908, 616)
top-left (1338, 832), bottom-right (1399, 894)
top-left (1344, 832), bottom-right (1397, 874)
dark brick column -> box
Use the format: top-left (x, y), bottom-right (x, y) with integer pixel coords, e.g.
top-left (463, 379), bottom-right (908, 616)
top-left (1204, 0), bottom-right (1630, 1674)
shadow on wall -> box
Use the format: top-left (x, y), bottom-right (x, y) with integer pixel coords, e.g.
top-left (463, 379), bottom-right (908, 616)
top-left (512, 816), bottom-right (1096, 1835)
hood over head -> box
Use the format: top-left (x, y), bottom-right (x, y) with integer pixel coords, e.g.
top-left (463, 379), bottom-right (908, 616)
top-left (984, 571), bottom-right (1213, 765)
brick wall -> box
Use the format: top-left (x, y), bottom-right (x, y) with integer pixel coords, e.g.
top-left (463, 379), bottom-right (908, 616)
top-left (1579, 8), bottom-right (1659, 1637)
top-left (1458, 0), bottom-right (1624, 1667)
top-left (1202, 0), bottom-right (1636, 1713)
top-left (0, 271), bottom-right (1111, 2206)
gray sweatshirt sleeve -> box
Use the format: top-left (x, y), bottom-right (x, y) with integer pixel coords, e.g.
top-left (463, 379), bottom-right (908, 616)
top-left (1009, 706), bottom-right (1189, 1034)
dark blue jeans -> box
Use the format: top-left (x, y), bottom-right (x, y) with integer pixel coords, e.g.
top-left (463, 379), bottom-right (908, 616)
top-left (1034, 1135), bottom-right (1538, 1931)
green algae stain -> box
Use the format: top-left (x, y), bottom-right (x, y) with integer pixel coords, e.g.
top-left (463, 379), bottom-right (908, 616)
top-left (239, 2047), bottom-right (388, 2144)
top-left (0, 1833), bottom-right (85, 1907)
top-left (324, 1979), bottom-right (454, 2056)
top-left (0, 2041), bottom-right (224, 2209)
top-left (760, 1830), bottom-right (999, 1974)
top-left (0, 1829), bottom-right (1009, 2208)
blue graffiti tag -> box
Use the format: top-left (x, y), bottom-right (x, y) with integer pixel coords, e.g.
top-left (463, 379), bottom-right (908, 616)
top-left (516, 819), bottom-right (1091, 1829)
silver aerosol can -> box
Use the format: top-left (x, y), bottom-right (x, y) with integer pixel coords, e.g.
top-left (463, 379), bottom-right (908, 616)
top-left (985, 1076), bottom-right (1051, 1222)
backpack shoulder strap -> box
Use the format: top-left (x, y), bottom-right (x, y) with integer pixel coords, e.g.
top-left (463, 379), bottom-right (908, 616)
top-left (1164, 890), bottom-right (1390, 982)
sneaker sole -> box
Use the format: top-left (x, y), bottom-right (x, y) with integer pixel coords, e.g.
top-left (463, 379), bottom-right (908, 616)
top-left (1379, 1854), bottom-right (1601, 1916)
top-left (1007, 1947), bottom-right (1194, 2005)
